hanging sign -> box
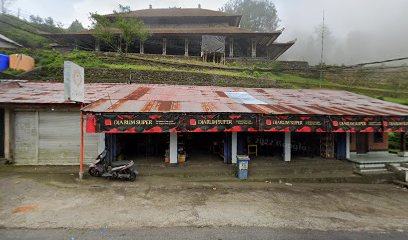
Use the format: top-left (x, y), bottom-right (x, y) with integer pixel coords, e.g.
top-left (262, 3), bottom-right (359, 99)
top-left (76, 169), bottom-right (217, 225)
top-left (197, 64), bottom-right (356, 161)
top-left (329, 116), bottom-right (383, 132)
top-left (96, 113), bottom-right (181, 133)
top-left (260, 115), bottom-right (327, 132)
top-left (383, 116), bottom-right (408, 132)
top-left (185, 113), bottom-right (258, 132)
top-left (64, 61), bottom-right (84, 102)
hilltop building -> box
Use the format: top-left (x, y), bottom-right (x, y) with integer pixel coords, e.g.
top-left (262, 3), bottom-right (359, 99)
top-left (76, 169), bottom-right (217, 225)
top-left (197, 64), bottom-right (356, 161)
top-left (47, 7), bottom-right (295, 60)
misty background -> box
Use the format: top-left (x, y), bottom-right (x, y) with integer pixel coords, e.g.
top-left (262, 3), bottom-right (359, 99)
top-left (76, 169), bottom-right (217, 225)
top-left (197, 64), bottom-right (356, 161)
top-left (5, 0), bottom-right (408, 65)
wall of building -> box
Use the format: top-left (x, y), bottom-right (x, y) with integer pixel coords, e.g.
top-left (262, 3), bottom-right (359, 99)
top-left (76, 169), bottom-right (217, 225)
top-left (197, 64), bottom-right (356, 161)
top-left (350, 132), bottom-right (389, 152)
top-left (11, 109), bottom-right (101, 165)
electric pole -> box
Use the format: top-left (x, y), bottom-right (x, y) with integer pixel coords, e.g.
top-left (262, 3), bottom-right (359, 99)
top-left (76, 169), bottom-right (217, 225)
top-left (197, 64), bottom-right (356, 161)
top-left (319, 10), bottom-right (325, 88)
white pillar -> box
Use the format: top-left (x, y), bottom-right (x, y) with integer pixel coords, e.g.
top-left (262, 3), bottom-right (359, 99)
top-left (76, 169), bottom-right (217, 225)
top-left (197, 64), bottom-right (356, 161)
top-left (95, 39), bottom-right (100, 52)
top-left (97, 133), bottom-right (105, 155)
top-left (184, 38), bottom-right (189, 56)
top-left (117, 37), bottom-right (122, 53)
top-left (140, 40), bottom-right (144, 54)
top-left (229, 38), bottom-right (234, 57)
top-left (346, 132), bottom-right (351, 159)
top-left (231, 132), bottom-right (237, 164)
top-left (170, 132), bottom-right (178, 164)
top-left (162, 38), bottom-right (167, 55)
top-left (284, 132), bottom-right (291, 162)
top-left (251, 39), bottom-right (257, 58)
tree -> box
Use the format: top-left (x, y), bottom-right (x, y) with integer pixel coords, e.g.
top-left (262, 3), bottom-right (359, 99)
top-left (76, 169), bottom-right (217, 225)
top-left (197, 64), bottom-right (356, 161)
top-left (44, 17), bottom-right (55, 27)
top-left (115, 4), bottom-right (131, 14)
top-left (68, 19), bottom-right (85, 32)
top-left (89, 13), bottom-right (116, 51)
top-left (220, 0), bottom-right (280, 32)
top-left (1, 0), bottom-right (15, 14)
top-left (29, 15), bottom-right (43, 24)
top-left (314, 23), bottom-right (336, 65)
top-left (90, 5), bottom-right (150, 55)
top-left (115, 16), bottom-right (150, 54)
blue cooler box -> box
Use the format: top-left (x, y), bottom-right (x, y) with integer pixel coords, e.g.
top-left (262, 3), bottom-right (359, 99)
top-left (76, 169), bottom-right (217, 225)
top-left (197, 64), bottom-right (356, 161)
top-left (0, 54), bottom-right (10, 71)
top-left (236, 155), bottom-right (250, 179)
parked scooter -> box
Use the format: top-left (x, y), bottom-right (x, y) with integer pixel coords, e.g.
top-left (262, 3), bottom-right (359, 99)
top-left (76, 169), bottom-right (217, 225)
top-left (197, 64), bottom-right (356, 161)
top-left (89, 149), bottom-right (138, 181)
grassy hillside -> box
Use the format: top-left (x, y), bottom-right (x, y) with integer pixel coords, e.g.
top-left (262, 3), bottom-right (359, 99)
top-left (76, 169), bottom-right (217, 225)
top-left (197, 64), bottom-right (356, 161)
top-left (2, 49), bottom-right (407, 105)
top-left (0, 14), bottom-right (63, 48)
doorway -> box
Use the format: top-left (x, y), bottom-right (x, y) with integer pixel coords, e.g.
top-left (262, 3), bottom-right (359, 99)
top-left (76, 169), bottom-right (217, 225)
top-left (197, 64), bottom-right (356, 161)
top-left (356, 133), bottom-right (369, 154)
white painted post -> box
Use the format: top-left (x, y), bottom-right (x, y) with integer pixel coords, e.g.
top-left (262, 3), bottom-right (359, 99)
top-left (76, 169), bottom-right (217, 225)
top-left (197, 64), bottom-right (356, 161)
top-left (184, 38), bottom-right (189, 56)
top-left (346, 132), bottom-right (351, 159)
top-left (95, 39), bottom-right (100, 52)
top-left (229, 38), bottom-right (234, 57)
top-left (231, 132), bottom-right (237, 164)
top-left (162, 38), bottom-right (167, 55)
top-left (284, 132), bottom-right (291, 162)
top-left (170, 132), bottom-right (178, 164)
top-left (117, 37), bottom-right (122, 53)
top-left (97, 133), bottom-right (105, 155)
top-left (140, 40), bottom-right (144, 54)
top-left (251, 39), bottom-right (257, 58)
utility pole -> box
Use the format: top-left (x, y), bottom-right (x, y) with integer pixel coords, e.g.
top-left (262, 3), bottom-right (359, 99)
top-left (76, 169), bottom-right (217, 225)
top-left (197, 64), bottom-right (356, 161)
top-left (1, 0), bottom-right (5, 14)
top-left (17, 8), bottom-right (20, 18)
top-left (319, 10), bottom-right (325, 88)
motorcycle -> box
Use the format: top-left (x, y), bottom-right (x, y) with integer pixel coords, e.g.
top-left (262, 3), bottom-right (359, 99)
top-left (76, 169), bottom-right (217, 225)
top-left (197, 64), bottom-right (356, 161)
top-left (89, 149), bottom-right (138, 181)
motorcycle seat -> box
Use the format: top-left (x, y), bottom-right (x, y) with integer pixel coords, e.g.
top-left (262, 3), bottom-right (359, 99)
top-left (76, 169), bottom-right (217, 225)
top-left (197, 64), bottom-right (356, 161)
top-left (111, 160), bottom-right (133, 167)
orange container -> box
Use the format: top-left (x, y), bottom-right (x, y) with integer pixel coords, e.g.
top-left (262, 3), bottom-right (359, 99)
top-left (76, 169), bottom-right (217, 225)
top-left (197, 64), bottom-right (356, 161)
top-left (9, 54), bottom-right (35, 71)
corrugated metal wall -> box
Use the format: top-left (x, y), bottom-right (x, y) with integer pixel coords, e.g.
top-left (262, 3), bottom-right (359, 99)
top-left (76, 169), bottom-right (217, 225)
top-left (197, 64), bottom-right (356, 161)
top-left (14, 112), bottom-right (38, 164)
top-left (0, 109), bottom-right (4, 158)
top-left (13, 110), bottom-right (100, 165)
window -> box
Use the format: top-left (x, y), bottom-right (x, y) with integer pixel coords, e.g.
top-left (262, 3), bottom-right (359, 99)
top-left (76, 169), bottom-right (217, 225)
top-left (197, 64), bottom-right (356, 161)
top-left (374, 132), bottom-right (384, 143)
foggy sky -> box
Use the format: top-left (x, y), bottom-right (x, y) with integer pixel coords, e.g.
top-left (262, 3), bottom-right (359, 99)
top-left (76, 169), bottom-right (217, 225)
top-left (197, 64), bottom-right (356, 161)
top-left (7, 0), bottom-right (408, 65)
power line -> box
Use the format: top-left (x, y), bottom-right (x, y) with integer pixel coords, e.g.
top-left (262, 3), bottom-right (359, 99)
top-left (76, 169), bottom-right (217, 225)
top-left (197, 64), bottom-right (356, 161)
top-left (354, 57), bottom-right (408, 67)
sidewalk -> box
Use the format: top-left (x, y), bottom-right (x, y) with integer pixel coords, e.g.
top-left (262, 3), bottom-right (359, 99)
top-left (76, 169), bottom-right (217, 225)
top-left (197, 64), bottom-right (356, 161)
top-left (0, 157), bottom-right (394, 184)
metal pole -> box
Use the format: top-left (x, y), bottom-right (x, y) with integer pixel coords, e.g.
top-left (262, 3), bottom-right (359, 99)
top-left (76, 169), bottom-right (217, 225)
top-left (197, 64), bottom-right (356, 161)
top-left (79, 109), bottom-right (84, 179)
top-left (319, 10), bottom-right (325, 88)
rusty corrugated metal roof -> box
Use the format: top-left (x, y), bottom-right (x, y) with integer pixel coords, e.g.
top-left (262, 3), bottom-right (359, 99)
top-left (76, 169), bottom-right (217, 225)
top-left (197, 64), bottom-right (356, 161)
top-left (81, 83), bottom-right (408, 116)
top-left (0, 80), bottom-right (122, 104)
top-left (1, 81), bottom-right (408, 116)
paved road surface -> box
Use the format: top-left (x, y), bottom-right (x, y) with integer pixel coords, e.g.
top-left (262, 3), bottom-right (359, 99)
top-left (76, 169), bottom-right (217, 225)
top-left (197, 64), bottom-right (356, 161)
top-left (1, 227), bottom-right (407, 240)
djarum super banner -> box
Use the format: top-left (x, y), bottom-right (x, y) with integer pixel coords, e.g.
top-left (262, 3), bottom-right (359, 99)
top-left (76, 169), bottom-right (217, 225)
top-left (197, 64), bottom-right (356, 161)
top-left (383, 116), bottom-right (408, 132)
top-left (259, 115), bottom-right (327, 132)
top-left (328, 116), bottom-right (383, 132)
top-left (93, 113), bottom-right (182, 133)
top-left (86, 113), bottom-right (408, 133)
top-left (184, 113), bottom-right (258, 132)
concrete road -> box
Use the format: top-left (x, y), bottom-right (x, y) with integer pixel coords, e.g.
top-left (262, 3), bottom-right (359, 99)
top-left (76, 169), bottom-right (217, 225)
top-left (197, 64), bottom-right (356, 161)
top-left (1, 227), bottom-right (407, 240)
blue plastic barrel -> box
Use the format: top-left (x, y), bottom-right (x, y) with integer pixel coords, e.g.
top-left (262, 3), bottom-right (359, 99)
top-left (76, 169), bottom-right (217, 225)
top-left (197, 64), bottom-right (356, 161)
top-left (0, 54), bottom-right (10, 71)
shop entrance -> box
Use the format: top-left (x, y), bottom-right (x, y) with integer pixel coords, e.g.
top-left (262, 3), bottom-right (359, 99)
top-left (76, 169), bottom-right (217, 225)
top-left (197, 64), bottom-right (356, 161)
top-left (109, 132), bottom-right (228, 164)
top-left (245, 132), bottom-right (321, 160)
top-left (179, 132), bottom-right (226, 163)
top-left (356, 133), bottom-right (369, 154)
top-left (113, 133), bottom-right (168, 163)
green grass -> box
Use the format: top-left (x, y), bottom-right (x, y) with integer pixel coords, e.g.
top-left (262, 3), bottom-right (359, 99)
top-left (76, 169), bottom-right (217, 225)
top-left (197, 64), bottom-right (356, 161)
top-left (2, 49), bottom-right (407, 105)
top-left (381, 97), bottom-right (408, 106)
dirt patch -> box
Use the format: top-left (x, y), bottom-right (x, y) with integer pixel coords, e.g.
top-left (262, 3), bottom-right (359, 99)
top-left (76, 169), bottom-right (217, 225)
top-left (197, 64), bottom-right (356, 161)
top-left (12, 205), bottom-right (36, 214)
